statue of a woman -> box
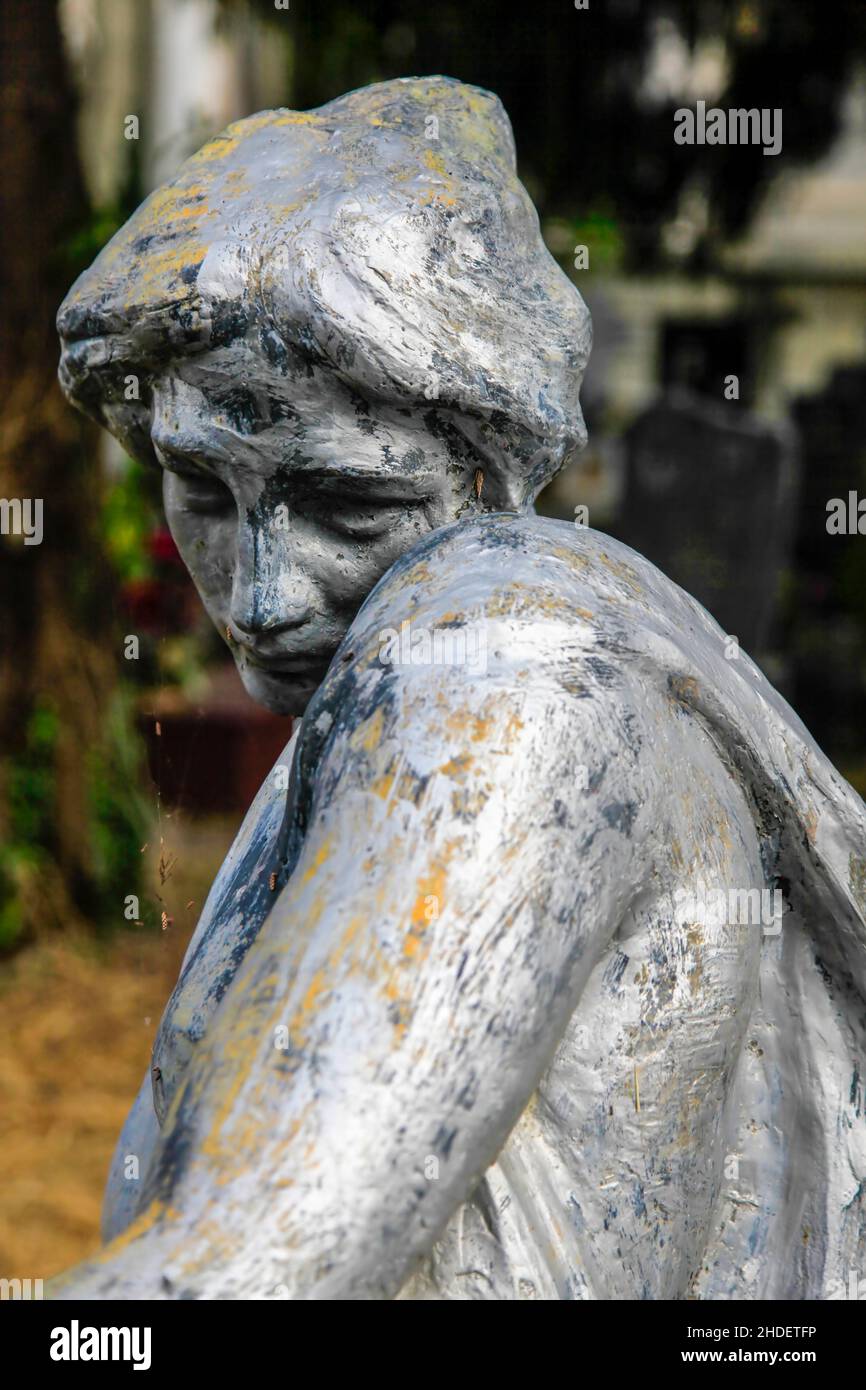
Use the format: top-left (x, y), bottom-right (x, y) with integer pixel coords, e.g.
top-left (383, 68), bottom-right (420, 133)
top-left (54, 77), bottom-right (866, 1300)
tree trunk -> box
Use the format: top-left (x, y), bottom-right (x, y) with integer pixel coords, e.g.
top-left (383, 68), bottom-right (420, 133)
top-left (0, 0), bottom-right (132, 944)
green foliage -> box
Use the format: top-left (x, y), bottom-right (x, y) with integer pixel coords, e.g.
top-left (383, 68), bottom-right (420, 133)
top-left (0, 456), bottom-right (158, 948)
top-left (0, 705), bottom-right (60, 950)
top-left (0, 846), bottom-right (42, 951)
top-left (7, 704), bottom-right (59, 848)
top-left (0, 695), bottom-right (150, 952)
top-left (86, 691), bottom-right (151, 933)
top-left (62, 209), bottom-right (125, 277)
top-left (58, 132), bottom-right (143, 283)
top-left (568, 212), bottom-right (625, 274)
top-left (101, 457), bottom-right (160, 583)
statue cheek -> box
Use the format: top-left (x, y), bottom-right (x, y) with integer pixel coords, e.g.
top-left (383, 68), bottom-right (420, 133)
top-left (179, 535), bottom-right (236, 613)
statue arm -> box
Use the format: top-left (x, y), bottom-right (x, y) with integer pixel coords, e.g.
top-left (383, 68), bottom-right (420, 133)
top-left (52, 563), bottom-right (653, 1299)
top-left (100, 1071), bottom-right (160, 1242)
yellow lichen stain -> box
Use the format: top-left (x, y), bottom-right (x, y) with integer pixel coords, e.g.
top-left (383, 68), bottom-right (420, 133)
top-left (122, 243), bottom-right (208, 310)
top-left (186, 110), bottom-right (316, 168)
top-left (191, 135), bottom-right (240, 163)
top-left (503, 710), bottom-right (525, 746)
top-left (484, 582), bottom-right (574, 625)
top-left (272, 111), bottom-right (321, 127)
top-left (174, 1217), bottom-right (240, 1277)
top-left (200, 1031), bottom-right (266, 1164)
top-left (330, 913), bottom-right (367, 969)
top-left (597, 550), bottom-right (644, 596)
top-left (849, 852), bottom-right (866, 911)
top-left (97, 1198), bottom-right (180, 1263)
top-left (423, 148), bottom-right (448, 177)
top-left (418, 189), bottom-right (458, 208)
top-left (403, 847), bottom-right (458, 962)
top-left (685, 923), bottom-right (704, 996)
top-left (442, 707), bottom-right (494, 744)
top-left (439, 753), bottom-right (475, 779)
top-left (718, 820), bottom-right (733, 852)
top-left (300, 968), bottom-right (327, 1017)
top-left (371, 770), bottom-right (396, 801)
top-left (353, 705), bottom-right (385, 753)
top-left (301, 835), bottom-right (334, 885)
top-left (468, 713), bottom-right (495, 744)
top-left (550, 545), bottom-right (590, 573)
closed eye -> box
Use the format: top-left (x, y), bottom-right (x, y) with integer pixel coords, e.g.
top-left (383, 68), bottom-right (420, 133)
top-left (155, 444), bottom-right (234, 515)
top-left (330, 505), bottom-right (414, 538)
top-left (294, 489), bottom-right (426, 539)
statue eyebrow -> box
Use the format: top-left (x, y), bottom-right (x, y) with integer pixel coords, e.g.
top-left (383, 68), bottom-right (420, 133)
top-left (292, 466), bottom-right (436, 492)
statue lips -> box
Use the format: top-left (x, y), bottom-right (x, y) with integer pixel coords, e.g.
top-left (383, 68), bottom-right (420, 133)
top-left (245, 651), bottom-right (333, 680)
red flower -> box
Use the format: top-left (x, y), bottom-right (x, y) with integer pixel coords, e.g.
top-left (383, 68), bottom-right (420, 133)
top-left (122, 577), bottom-right (176, 632)
top-left (148, 527), bottom-right (182, 566)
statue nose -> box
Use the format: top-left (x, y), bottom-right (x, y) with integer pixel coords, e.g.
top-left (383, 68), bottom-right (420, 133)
top-left (230, 521), bottom-right (315, 639)
top-left (230, 601), bottom-right (311, 640)
top-left (230, 576), bottom-right (315, 639)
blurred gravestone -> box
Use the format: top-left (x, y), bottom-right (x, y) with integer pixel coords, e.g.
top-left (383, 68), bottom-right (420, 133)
top-left (786, 364), bottom-right (866, 761)
top-left (619, 390), bottom-right (798, 654)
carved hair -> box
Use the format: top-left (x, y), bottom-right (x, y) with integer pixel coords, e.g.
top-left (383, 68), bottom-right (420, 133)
top-left (57, 76), bottom-right (592, 501)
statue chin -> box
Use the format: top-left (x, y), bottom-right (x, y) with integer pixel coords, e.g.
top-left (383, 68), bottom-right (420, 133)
top-left (236, 659), bottom-right (325, 718)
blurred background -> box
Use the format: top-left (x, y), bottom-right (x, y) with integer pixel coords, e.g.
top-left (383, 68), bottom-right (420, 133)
top-left (2, 0), bottom-right (866, 1280)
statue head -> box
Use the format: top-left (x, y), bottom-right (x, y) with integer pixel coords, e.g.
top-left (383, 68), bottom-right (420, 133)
top-left (57, 76), bottom-right (591, 714)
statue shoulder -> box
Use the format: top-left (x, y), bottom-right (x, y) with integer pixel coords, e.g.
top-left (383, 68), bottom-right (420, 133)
top-left (356, 511), bottom-right (688, 661)
top-left (294, 512), bottom-right (679, 797)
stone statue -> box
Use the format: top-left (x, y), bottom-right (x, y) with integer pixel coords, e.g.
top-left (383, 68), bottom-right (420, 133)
top-left (53, 77), bottom-right (866, 1300)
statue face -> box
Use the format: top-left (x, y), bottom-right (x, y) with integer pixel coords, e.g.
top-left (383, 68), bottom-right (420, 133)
top-left (57, 83), bottom-right (592, 725)
top-left (154, 344), bottom-right (478, 715)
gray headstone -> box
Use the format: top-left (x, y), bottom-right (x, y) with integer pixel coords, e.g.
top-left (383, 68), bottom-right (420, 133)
top-left (620, 389), bottom-right (798, 652)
